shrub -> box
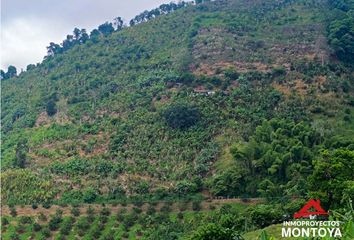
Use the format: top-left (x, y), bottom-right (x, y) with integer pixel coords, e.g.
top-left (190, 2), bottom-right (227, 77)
top-left (86, 206), bottom-right (95, 223)
top-left (99, 215), bottom-right (108, 224)
top-left (135, 181), bottom-right (150, 194)
top-left (121, 199), bottom-right (128, 206)
top-left (150, 201), bottom-right (158, 206)
top-left (76, 217), bottom-right (89, 231)
top-left (219, 204), bottom-right (232, 214)
top-left (162, 103), bottom-right (200, 129)
top-left (160, 204), bottom-right (171, 213)
top-left (284, 199), bottom-right (306, 216)
top-left (147, 205), bottom-right (156, 215)
top-left (19, 216), bottom-right (33, 224)
top-left (272, 66), bottom-right (286, 77)
top-left (132, 207), bottom-right (143, 214)
top-left (48, 215), bottom-right (62, 231)
top-left (91, 226), bottom-right (102, 239)
top-left (38, 212), bottom-right (47, 221)
top-left (41, 227), bottom-right (51, 237)
top-left (37, 235), bottom-right (46, 240)
top-left (311, 106), bottom-right (324, 113)
top-left (60, 218), bottom-right (73, 235)
top-left (42, 202), bottom-right (51, 209)
top-left (178, 202), bottom-right (188, 212)
top-left (209, 204), bottom-right (216, 210)
top-left (122, 232), bottom-right (129, 238)
top-left (15, 223), bottom-right (26, 233)
top-left (154, 212), bottom-right (169, 223)
top-left (224, 67), bottom-right (240, 80)
top-left (2, 217), bottom-right (9, 226)
top-left (13, 139), bottom-right (28, 168)
top-left (46, 100), bottom-right (57, 116)
top-left (344, 115), bottom-right (351, 122)
top-left (122, 213), bottom-right (138, 229)
top-left (102, 230), bottom-right (115, 240)
top-left (117, 209), bottom-right (127, 222)
top-left (83, 188), bottom-right (97, 203)
top-left (132, 199), bottom-right (144, 207)
top-left (71, 206), bottom-right (80, 217)
top-left (248, 204), bottom-right (284, 228)
top-left (33, 222), bottom-right (42, 232)
top-left (10, 206), bottom-right (17, 217)
top-left (55, 208), bottom-right (63, 217)
top-left (86, 206), bottom-right (95, 215)
top-left (58, 202), bottom-right (68, 208)
top-left (87, 214), bottom-right (95, 224)
top-left (192, 201), bottom-right (202, 211)
top-left (9, 232), bottom-right (20, 240)
top-left (174, 180), bottom-right (198, 195)
top-left (56, 234), bottom-right (65, 240)
top-left (137, 214), bottom-right (147, 225)
top-left (100, 207), bottom-right (111, 216)
top-left (98, 222), bottom-right (105, 231)
top-left (77, 229), bottom-right (86, 237)
top-left (31, 203), bottom-right (38, 209)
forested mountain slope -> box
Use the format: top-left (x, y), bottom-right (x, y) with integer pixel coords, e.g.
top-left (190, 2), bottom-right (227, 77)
top-left (1, 0), bottom-right (353, 210)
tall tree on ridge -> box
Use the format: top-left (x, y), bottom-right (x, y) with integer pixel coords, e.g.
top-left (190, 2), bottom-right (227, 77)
top-left (6, 65), bottom-right (17, 78)
top-left (113, 17), bottom-right (124, 31)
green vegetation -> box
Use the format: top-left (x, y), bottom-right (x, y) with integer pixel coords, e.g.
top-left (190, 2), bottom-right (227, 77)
top-left (1, 0), bottom-right (354, 239)
top-left (1, 65), bottom-right (17, 80)
top-left (4, 200), bottom-right (350, 239)
top-left (162, 102), bottom-right (200, 129)
top-left (1, 169), bottom-right (55, 205)
top-left (328, 0), bottom-right (354, 64)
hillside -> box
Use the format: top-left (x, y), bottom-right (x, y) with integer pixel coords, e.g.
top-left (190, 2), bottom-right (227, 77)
top-left (1, 0), bottom-right (354, 239)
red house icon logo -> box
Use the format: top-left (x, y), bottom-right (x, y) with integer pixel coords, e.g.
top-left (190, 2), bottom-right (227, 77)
top-left (294, 199), bottom-right (328, 219)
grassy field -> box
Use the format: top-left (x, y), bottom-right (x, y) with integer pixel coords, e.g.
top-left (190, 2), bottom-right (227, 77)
top-left (243, 224), bottom-right (293, 240)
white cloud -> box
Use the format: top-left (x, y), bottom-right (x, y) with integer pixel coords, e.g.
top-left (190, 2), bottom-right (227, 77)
top-left (1, 17), bottom-right (70, 70)
top-left (0, 0), bottom-right (170, 71)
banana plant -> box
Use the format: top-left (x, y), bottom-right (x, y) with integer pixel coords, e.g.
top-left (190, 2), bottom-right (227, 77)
top-left (331, 200), bottom-right (354, 239)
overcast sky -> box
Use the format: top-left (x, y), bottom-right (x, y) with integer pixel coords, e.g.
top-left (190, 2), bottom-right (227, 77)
top-left (1, 0), bottom-right (169, 70)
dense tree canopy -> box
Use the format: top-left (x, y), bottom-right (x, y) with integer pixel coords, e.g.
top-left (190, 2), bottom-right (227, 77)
top-left (46, 101), bottom-right (57, 117)
top-left (98, 22), bottom-right (115, 36)
top-left (328, 11), bottom-right (354, 63)
top-left (310, 149), bottom-right (354, 207)
top-left (14, 139), bottom-right (28, 168)
top-left (1, 65), bottom-right (17, 80)
top-left (162, 103), bottom-right (200, 129)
